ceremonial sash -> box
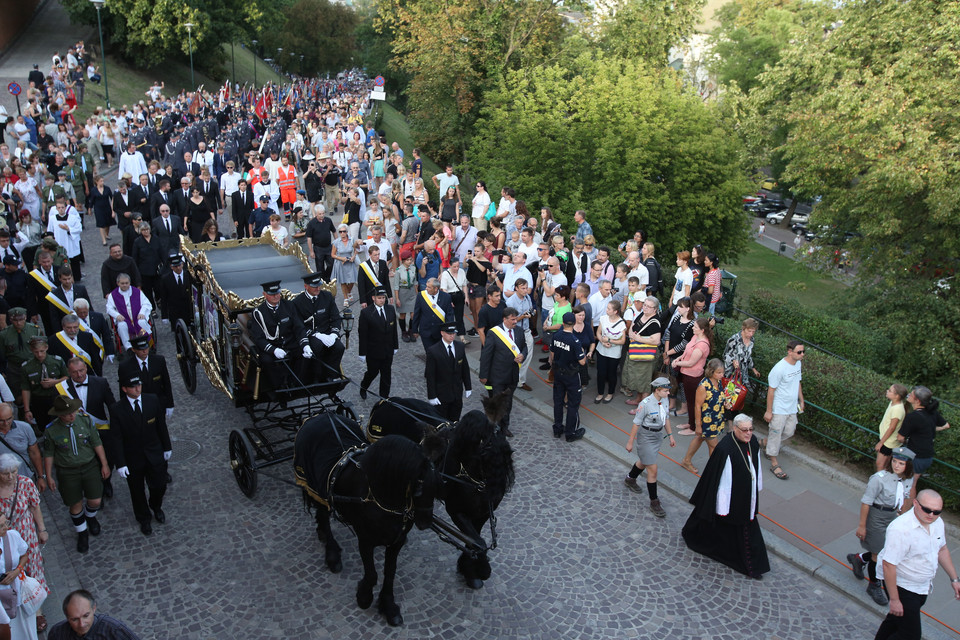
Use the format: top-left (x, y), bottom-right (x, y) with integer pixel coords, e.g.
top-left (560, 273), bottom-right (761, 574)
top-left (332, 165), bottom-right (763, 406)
top-left (28, 270), bottom-right (54, 292)
top-left (110, 287), bottom-right (142, 325)
top-left (77, 318), bottom-right (105, 359)
top-left (490, 326), bottom-right (522, 368)
top-left (55, 332), bottom-right (92, 369)
top-left (45, 291), bottom-right (73, 317)
top-left (420, 291), bottom-right (445, 321)
top-left (360, 261), bottom-right (381, 287)
top-left (55, 381), bottom-right (108, 430)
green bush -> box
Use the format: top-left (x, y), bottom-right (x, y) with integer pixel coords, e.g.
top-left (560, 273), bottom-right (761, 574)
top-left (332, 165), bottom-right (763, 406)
top-left (714, 321), bottom-right (960, 508)
top-left (746, 288), bottom-right (888, 375)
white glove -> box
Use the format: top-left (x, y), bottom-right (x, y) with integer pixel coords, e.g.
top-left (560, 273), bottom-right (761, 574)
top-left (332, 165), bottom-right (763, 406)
top-left (274, 348), bottom-right (287, 359)
top-left (393, 349), bottom-right (398, 355)
top-left (358, 355), bottom-right (366, 363)
top-left (316, 333), bottom-right (336, 347)
top-left (117, 466), bottom-right (130, 479)
top-left (163, 450), bottom-right (172, 461)
top-left (428, 398), bottom-right (441, 406)
top-left (165, 408), bottom-right (174, 418)
top-left (107, 354), bottom-right (115, 363)
top-left (303, 345), bottom-right (314, 358)
top-left (465, 390), bottom-right (472, 398)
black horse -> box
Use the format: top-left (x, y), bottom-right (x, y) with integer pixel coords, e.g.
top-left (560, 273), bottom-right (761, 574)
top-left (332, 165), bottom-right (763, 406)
top-left (367, 396), bottom-right (515, 589)
top-left (294, 411), bottom-right (440, 626)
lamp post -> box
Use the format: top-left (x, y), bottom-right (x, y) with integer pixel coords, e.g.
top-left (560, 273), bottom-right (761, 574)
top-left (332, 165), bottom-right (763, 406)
top-left (277, 47), bottom-right (283, 73)
top-left (89, 0), bottom-right (110, 108)
top-left (299, 54), bottom-right (304, 76)
top-left (185, 22), bottom-right (195, 89)
top-left (251, 39), bottom-right (258, 86)
top-left (230, 41), bottom-right (236, 87)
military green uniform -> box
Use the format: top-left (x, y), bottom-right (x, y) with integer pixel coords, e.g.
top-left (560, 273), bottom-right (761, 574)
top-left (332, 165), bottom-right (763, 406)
top-left (33, 244), bottom-right (70, 273)
top-left (64, 164), bottom-right (86, 202)
top-left (41, 184), bottom-right (66, 216)
top-left (43, 413), bottom-right (104, 505)
top-left (21, 353), bottom-right (67, 431)
top-left (0, 322), bottom-right (43, 396)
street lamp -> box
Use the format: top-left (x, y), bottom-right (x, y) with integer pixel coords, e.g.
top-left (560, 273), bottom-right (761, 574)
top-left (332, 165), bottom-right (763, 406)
top-left (251, 39), bottom-right (258, 86)
top-left (89, 0), bottom-right (110, 108)
top-left (185, 23), bottom-right (195, 89)
top-left (277, 47), bottom-right (283, 72)
top-left (299, 54), bottom-right (304, 76)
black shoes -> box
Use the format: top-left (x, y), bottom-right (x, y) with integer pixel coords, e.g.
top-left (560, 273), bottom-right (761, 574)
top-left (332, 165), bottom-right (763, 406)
top-left (847, 553), bottom-right (865, 581)
top-left (553, 428), bottom-right (563, 438)
top-left (466, 329), bottom-right (479, 337)
top-left (153, 509), bottom-right (166, 524)
top-left (538, 363), bottom-right (551, 370)
top-left (86, 516), bottom-right (101, 536)
top-left (359, 388), bottom-right (368, 400)
top-left (866, 581), bottom-right (888, 605)
top-left (77, 531), bottom-right (89, 553)
top-left (140, 520), bottom-right (153, 536)
top-left (624, 476), bottom-right (642, 493)
top-left (566, 428), bottom-right (585, 442)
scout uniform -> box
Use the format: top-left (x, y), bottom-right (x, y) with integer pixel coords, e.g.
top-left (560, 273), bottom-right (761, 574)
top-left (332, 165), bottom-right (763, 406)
top-left (21, 337), bottom-right (68, 433)
top-left (0, 308), bottom-right (43, 397)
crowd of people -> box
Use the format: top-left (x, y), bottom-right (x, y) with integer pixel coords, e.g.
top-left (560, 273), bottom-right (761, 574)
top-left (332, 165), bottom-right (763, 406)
top-left (0, 37), bottom-right (956, 637)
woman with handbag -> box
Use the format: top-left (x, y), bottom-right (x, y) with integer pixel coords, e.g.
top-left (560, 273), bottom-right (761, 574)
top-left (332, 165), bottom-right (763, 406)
top-left (0, 455), bottom-right (46, 635)
top-left (440, 256), bottom-right (469, 342)
top-left (594, 300), bottom-right (626, 404)
top-left (0, 511), bottom-right (34, 640)
top-left (722, 317), bottom-right (760, 428)
top-left (679, 358), bottom-right (732, 474)
top-left (624, 297), bottom-right (662, 413)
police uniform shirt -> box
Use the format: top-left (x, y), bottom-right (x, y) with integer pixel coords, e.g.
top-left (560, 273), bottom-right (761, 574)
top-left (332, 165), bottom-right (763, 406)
top-left (861, 470), bottom-right (913, 509)
top-left (550, 331), bottom-right (584, 373)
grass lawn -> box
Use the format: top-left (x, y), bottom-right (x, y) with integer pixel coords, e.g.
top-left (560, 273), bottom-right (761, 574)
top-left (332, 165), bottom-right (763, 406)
top-left (75, 44), bottom-right (284, 122)
top-left (727, 242), bottom-right (848, 311)
top-left (379, 101), bottom-right (445, 193)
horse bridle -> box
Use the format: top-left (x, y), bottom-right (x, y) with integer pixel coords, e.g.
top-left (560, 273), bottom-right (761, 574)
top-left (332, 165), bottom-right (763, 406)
top-left (435, 432), bottom-right (500, 553)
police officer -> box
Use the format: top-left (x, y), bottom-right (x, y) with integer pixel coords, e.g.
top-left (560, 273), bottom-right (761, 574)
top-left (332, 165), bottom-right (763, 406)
top-left (249, 280), bottom-right (305, 389)
top-left (291, 272), bottom-right (344, 383)
top-left (550, 312), bottom-right (587, 442)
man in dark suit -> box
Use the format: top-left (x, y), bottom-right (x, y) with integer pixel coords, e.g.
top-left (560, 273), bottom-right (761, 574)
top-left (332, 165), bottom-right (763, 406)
top-left (410, 277), bottom-right (454, 352)
top-left (248, 280), bottom-right (305, 389)
top-left (60, 357), bottom-right (117, 495)
top-left (175, 151), bottom-right (201, 184)
top-left (74, 298), bottom-right (113, 363)
top-left (149, 179), bottom-right (173, 222)
top-left (425, 322), bottom-right (472, 421)
top-left (230, 179), bottom-right (255, 239)
top-left (169, 176), bottom-right (194, 221)
top-left (212, 145), bottom-right (230, 182)
top-left (112, 179), bottom-right (139, 230)
top-left (118, 335), bottom-right (174, 414)
top-left (108, 373), bottom-right (171, 536)
top-left (291, 272), bottom-right (343, 382)
top-left (27, 251), bottom-right (59, 334)
top-left (478, 307), bottom-right (526, 437)
top-left (357, 287), bottom-right (398, 400)
top-left (196, 169), bottom-right (221, 214)
top-left (49, 313), bottom-right (103, 376)
top-left (356, 245), bottom-right (392, 308)
top-left (155, 254), bottom-right (193, 327)
top-left (47, 268), bottom-right (90, 331)
top-left (150, 204), bottom-right (183, 259)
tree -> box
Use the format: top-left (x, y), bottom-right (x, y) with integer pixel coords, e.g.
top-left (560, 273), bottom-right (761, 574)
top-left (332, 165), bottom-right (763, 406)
top-left (274, 0), bottom-right (358, 76)
top-left (596, 0), bottom-right (707, 64)
top-left (467, 54), bottom-right (751, 259)
top-left (748, 0), bottom-right (960, 391)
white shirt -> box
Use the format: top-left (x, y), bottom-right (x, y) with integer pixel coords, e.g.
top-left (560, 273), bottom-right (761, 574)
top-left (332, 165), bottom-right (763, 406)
top-left (768, 358), bottom-right (802, 415)
top-left (588, 291), bottom-right (611, 327)
top-left (220, 171), bottom-right (240, 195)
top-left (440, 268), bottom-right (467, 295)
top-left (453, 225), bottom-right (478, 264)
top-left (877, 508), bottom-right (946, 595)
top-left (471, 191), bottom-right (491, 220)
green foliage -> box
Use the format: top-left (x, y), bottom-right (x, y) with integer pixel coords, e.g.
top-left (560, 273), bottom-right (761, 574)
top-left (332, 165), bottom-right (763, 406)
top-left (466, 54), bottom-right (751, 261)
top-left (747, 288), bottom-right (887, 374)
top-left (597, 0), bottom-right (707, 64)
top-left (273, 0), bottom-right (359, 76)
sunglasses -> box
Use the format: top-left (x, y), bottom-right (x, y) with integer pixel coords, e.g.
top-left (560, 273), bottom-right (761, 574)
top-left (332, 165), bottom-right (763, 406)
top-left (585, 243), bottom-right (594, 247)
top-left (918, 503), bottom-right (942, 516)
top-left (795, 350), bottom-right (805, 354)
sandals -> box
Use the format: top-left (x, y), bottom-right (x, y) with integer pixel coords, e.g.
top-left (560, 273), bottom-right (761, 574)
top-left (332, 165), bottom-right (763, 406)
top-left (680, 460), bottom-right (699, 474)
top-left (677, 427), bottom-right (696, 436)
top-left (770, 465), bottom-right (789, 480)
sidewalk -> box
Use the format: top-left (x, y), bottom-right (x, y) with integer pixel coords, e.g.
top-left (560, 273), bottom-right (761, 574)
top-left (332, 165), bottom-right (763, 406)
top-left (459, 340), bottom-right (960, 640)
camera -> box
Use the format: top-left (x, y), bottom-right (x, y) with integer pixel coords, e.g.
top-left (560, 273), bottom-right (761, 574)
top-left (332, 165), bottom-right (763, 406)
top-left (538, 263), bottom-right (549, 271)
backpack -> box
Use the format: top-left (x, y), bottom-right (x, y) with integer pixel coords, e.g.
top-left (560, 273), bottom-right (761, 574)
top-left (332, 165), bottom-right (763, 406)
top-left (645, 257), bottom-right (664, 295)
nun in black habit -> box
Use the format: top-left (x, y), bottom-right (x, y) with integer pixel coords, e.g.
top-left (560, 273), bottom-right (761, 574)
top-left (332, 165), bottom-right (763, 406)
top-left (681, 413), bottom-right (770, 579)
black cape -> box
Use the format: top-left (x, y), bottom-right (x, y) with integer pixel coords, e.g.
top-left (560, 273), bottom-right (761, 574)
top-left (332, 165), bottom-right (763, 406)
top-left (681, 432), bottom-right (770, 578)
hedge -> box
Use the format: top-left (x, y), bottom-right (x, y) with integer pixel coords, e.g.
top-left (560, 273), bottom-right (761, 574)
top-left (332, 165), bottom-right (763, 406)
top-left (713, 320), bottom-right (960, 508)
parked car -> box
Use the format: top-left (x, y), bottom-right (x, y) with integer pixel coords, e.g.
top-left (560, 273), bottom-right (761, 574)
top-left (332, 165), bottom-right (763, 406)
top-left (766, 210), bottom-right (809, 225)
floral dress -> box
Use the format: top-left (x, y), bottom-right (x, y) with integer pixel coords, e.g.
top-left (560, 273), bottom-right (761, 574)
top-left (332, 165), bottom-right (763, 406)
top-left (698, 378), bottom-right (725, 438)
top-left (0, 476), bottom-right (47, 592)
top-left (722, 331), bottom-right (756, 391)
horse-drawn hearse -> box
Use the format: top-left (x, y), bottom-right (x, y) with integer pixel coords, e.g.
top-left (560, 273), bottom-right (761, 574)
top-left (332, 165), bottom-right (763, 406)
top-left (172, 234), bottom-right (357, 497)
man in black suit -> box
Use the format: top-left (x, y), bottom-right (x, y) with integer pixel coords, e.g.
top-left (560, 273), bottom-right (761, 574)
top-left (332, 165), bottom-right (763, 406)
top-left (61, 357), bottom-right (117, 495)
top-left (74, 298), bottom-right (113, 363)
top-left (169, 176), bottom-right (194, 221)
top-left (478, 307), bottom-right (526, 437)
top-left (108, 373), bottom-right (171, 536)
top-left (27, 251), bottom-right (58, 334)
top-left (131, 173), bottom-right (155, 221)
top-left (248, 280), bottom-right (305, 389)
top-left (230, 179), bottom-right (255, 239)
top-left (113, 179), bottom-right (139, 230)
top-left (155, 254), bottom-right (193, 327)
top-left (118, 335), bottom-right (174, 414)
top-left (175, 151), bottom-right (201, 184)
top-left (47, 268), bottom-right (90, 331)
top-left (410, 277), bottom-right (454, 352)
top-left (150, 203), bottom-right (183, 259)
top-left (49, 313), bottom-right (103, 376)
top-left (425, 322), bottom-right (472, 421)
top-left (357, 287), bottom-right (398, 400)
top-left (196, 169), bottom-right (221, 214)
top-left (149, 179), bottom-right (173, 222)
top-left (356, 245), bottom-right (392, 308)
top-left (291, 272), bottom-right (343, 382)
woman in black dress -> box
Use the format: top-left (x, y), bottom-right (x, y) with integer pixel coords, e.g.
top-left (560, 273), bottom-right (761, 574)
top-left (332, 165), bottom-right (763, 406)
top-left (132, 222), bottom-right (165, 307)
top-left (185, 187), bottom-right (213, 243)
top-left (90, 175), bottom-right (114, 246)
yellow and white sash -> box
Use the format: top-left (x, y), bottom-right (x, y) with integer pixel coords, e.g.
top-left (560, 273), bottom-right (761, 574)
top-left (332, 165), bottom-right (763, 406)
top-left (76, 318), bottom-right (105, 359)
top-left (420, 290), bottom-right (445, 321)
top-left (490, 326), bottom-right (522, 368)
top-left (55, 381), bottom-right (108, 430)
top-left (55, 331), bottom-right (92, 369)
top-left (360, 261), bottom-right (381, 287)
top-left (28, 270), bottom-right (54, 292)
top-left (45, 290), bottom-right (73, 317)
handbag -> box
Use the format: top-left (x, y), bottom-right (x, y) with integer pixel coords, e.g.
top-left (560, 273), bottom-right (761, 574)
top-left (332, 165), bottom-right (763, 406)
top-left (721, 368), bottom-right (748, 412)
top-left (0, 535), bottom-right (16, 620)
top-left (628, 317), bottom-right (658, 361)
top-left (18, 573), bottom-right (46, 617)
top-left (484, 202), bottom-right (497, 221)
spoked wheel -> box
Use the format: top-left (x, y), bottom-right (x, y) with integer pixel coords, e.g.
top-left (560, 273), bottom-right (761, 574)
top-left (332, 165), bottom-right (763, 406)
top-left (335, 402), bottom-right (357, 422)
top-left (174, 319), bottom-right (197, 394)
top-left (229, 429), bottom-right (258, 498)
